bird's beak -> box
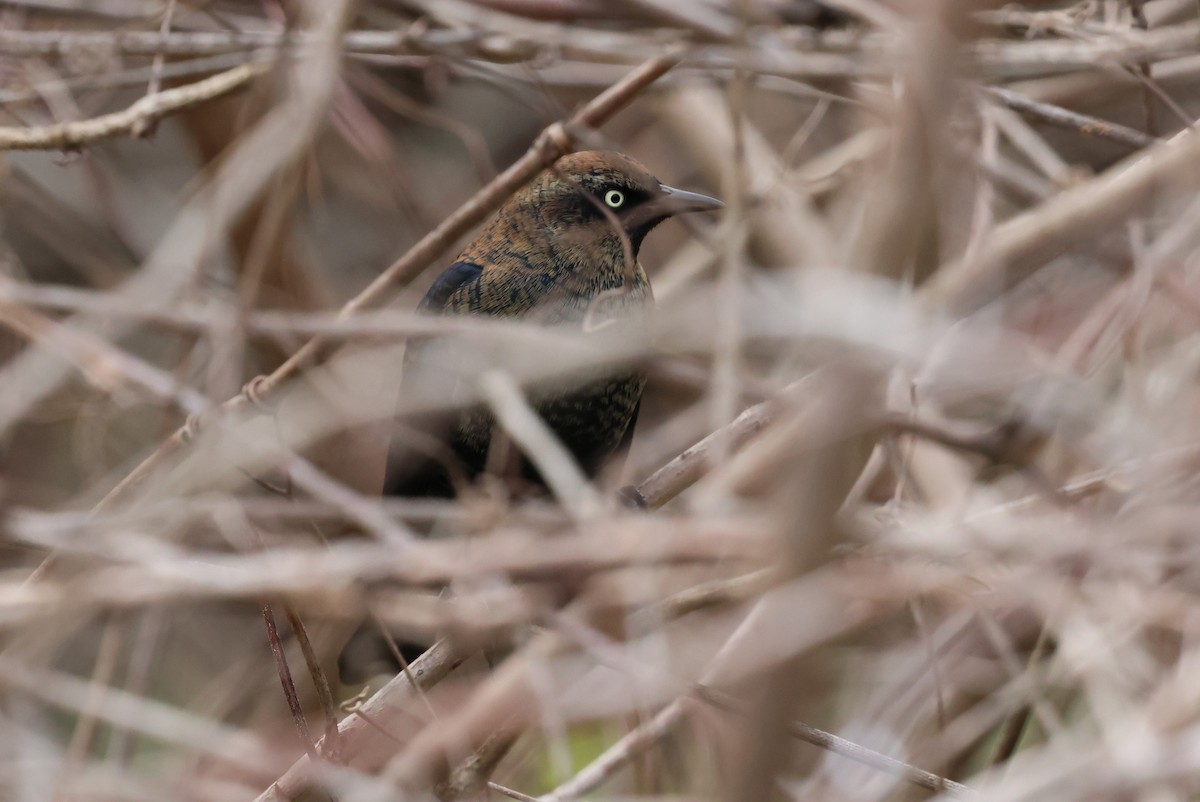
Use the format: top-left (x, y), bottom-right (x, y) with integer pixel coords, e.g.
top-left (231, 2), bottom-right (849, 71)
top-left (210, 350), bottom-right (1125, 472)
top-left (657, 184), bottom-right (724, 215)
top-left (622, 183), bottom-right (723, 231)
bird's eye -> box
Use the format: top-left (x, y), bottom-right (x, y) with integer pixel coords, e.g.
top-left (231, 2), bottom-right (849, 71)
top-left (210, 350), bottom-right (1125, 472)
top-left (604, 189), bottom-right (625, 208)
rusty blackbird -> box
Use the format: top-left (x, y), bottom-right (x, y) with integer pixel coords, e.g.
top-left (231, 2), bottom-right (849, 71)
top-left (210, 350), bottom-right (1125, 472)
top-left (383, 151), bottom-right (722, 499)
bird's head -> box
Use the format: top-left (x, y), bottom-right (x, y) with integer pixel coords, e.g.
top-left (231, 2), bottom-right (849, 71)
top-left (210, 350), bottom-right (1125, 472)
top-left (520, 151), bottom-right (723, 260)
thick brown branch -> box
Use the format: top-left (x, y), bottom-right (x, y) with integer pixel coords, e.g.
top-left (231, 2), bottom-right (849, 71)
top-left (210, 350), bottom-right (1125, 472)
top-left (629, 391), bottom-right (776, 509)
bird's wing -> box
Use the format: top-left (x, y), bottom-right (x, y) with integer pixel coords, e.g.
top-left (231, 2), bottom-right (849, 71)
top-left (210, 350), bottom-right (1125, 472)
top-left (418, 261), bottom-right (484, 312)
top-left (385, 261), bottom-right (486, 498)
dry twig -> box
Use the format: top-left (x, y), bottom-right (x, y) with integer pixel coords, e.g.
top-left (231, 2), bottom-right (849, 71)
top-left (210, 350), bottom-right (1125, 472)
top-left (0, 62), bottom-right (263, 150)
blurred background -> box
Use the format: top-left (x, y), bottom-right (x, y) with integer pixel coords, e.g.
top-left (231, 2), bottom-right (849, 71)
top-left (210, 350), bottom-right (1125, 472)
top-left (5, 1), bottom-right (1200, 800)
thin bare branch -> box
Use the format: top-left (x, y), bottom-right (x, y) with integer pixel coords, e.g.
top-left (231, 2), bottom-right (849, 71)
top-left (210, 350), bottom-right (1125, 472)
top-left (0, 62), bottom-right (263, 150)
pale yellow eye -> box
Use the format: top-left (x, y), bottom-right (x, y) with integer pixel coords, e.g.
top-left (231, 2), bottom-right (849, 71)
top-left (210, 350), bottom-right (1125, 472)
top-left (604, 189), bottom-right (625, 208)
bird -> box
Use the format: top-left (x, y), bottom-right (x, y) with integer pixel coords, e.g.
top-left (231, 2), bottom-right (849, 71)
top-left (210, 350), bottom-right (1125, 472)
top-left (383, 150), bottom-right (723, 501)
top-left (339, 152), bottom-right (722, 683)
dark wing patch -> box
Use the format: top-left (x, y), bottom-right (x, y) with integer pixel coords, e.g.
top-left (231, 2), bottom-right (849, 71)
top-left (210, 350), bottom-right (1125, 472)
top-left (419, 261), bottom-right (484, 312)
top-left (389, 261), bottom-right (484, 497)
